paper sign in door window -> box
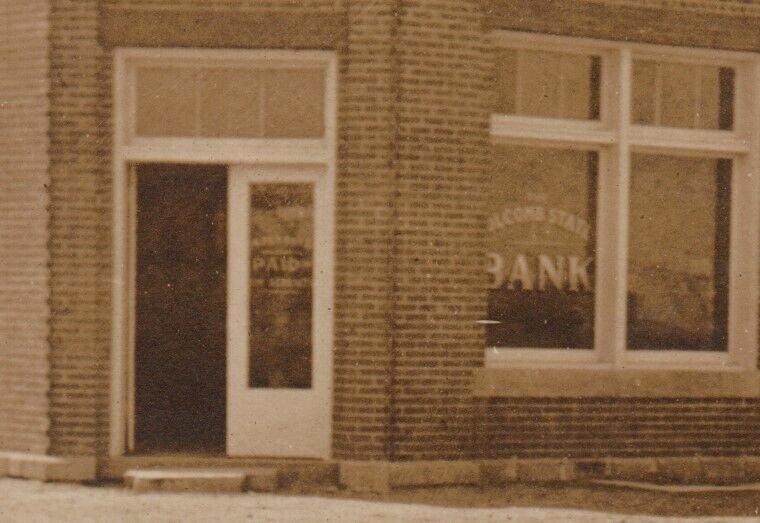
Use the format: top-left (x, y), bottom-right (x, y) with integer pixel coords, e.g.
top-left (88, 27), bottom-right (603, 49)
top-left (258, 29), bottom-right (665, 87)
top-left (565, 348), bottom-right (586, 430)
top-left (248, 183), bottom-right (313, 388)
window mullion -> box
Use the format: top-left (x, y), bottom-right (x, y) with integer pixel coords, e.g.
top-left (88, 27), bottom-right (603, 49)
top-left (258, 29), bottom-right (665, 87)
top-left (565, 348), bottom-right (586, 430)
top-left (599, 47), bottom-right (632, 367)
top-left (728, 61), bottom-right (760, 368)
top-left (615, 48), bottom-right (633, 367)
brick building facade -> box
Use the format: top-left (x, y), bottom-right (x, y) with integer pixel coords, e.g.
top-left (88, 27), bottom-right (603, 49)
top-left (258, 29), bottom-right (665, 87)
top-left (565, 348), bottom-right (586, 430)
top-left (2, 0), bottom-right (760, 485)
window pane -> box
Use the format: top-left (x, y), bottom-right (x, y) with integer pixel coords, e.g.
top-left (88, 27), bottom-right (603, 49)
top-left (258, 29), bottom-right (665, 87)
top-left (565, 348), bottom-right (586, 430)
top-left (494, 49), bottom-right (601, 120)
top-left (263, 69), bottom-right (325, 138)
top-left (486, 145), bottom-right (597, 348)
top-left (628, 155), bottom-right (730, 351)
top-left (249, 183), bottom-right (313, 388)
top-left (198, 68), bottom-right (262, 138)
top-left (136, 67), bottom-right (196, 137)
top-left (632, 60), bottom-right (734, 130)
top-left (135, 65), bottom-right (327, 139)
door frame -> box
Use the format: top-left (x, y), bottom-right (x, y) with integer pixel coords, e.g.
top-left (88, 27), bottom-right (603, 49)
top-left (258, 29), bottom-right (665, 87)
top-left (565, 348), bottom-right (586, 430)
top-left (226, 165), bottom-right (334, 458)
top-left (109, 47), bottom-right (337, 457)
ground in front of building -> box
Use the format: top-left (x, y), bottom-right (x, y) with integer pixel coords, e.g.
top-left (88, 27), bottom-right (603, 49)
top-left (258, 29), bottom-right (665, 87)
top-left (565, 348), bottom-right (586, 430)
top-left (1, 478), bottom-right (760, 522)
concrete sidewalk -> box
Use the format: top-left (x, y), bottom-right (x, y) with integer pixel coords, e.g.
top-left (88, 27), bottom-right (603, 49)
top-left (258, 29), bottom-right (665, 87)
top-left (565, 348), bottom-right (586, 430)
top-left (0, 478), bottom-right (757, 523)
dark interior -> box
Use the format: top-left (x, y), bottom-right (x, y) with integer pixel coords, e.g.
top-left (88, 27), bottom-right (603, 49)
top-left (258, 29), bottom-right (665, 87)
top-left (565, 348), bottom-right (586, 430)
top-left (134, 163), bottom-right (227, 454)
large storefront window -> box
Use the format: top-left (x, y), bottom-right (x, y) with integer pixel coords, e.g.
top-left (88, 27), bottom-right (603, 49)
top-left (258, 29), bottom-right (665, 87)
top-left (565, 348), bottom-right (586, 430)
top-left (488, 32), bottom-right (759, 368)
top-left (628, 155), bottom-right (730, 352)
top-left (486, 145), bottom-right (596, 348)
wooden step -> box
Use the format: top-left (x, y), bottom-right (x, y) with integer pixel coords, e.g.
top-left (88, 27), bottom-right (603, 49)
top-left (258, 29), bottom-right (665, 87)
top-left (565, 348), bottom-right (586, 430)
top-left (111, 457), bottom-right (339, 488)
top-left (124, 468), bottom-right (248, 493)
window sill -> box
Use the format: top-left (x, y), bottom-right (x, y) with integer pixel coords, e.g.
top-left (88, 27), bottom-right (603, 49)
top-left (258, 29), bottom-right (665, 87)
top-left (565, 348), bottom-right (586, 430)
top-left (473, 366), bottom-right (760, 398)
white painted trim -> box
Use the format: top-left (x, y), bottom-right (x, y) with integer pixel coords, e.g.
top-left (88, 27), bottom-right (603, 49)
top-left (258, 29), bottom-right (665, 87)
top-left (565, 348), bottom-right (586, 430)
top-left (726, 60), bottom-right (760, 370)
top-left (119, 47), bottom-right (333, 148)
top-left (110, 47), bottom-right (337, 458)
top-left (629, 127), bottom-right (750, 154)
top-left (488, 31), bottom-right (760, 373)
top-left (491, 30), bottom-right (760, 62)
top-left (594, 148), bottom-right (618, 366)
top-left (621, 349), bottom-right (727, 367)
top-left (118, 46), bottom-right (334, 64)
top-left (490, 115), bottom-right (615, 146)
top-left (118, 140), bottom-right (327, 165)
top-left (631, 48), bottom-right (749, 68)
top-left (612, 48), bottom-right (633, 369)
top-left (109, 50), bottom-right (127, 457)
top-left (126, 167), bottom-right (137, 452)
top-left (485, 347), bottom-right (596, 366)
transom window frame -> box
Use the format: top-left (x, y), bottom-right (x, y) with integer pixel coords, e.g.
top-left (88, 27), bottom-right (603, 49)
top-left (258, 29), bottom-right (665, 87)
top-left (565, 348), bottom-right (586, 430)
top-left (115, 47), bottom-right (333, 165)
top-left (487, 31), bottom-right (760, 371)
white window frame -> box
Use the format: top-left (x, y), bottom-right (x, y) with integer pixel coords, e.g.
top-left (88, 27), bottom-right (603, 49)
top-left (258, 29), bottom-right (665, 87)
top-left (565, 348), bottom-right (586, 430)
top-left (109, 47), bottom-right (337, 457)
top-left (487, 31), bottom-right (760, 371)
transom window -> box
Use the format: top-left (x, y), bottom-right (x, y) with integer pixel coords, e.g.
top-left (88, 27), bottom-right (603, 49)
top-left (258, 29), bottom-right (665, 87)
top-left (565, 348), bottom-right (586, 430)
top-left (135, 66), bottom-right (325, 139)
top-left (487, 32), bottom-right (760, 369)
top-left (114, 49), bottom-right (333, 165)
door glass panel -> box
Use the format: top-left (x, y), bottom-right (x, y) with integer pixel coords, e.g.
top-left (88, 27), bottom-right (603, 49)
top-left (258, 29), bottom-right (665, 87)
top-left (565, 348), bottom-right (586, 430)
top-left (249, 183), bottom-right (313, 388)
top-left (486, 145), bottom-right (597, 348)
top-left (628, 154), bottom-right (730, 351)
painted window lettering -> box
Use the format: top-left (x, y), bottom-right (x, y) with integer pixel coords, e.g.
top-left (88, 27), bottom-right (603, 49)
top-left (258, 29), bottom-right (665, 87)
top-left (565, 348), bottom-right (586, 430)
top-left (487, 253), bottom-right (592, 291)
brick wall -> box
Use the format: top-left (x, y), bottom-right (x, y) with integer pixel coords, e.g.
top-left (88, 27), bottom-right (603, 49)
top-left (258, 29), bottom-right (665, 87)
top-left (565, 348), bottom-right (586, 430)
top-left (0, 1), bottom-right (52, 454)
top-left (332, 0), bottom-right (396, 460)
top-left (387, 0), bottom-right (490, 460)
top-left (483, 399), bottom-right (760, 458)
top-left (334, 0), bottom-right (492, 461)
top-left (100, 1), bottom-right (346, 48)
top-left (50, 0), bottom-right (349, 462)
top-left (93, 0), bottom-right (491, 462)
top-left (47, 0), bottom-right (111, 457)
top-left (484, 0), bottom-right (760, 51)
top-left (479, 0), bottom-right (760, 461)
top-left (28, 0), bottom-right (760, 466)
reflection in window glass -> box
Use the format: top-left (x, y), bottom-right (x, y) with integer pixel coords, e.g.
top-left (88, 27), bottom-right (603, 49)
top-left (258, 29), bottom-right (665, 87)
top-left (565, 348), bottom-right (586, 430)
top-left (486, 145), bottom-right (597, 348)
top-left (628, 155), bottom-right (730, 351)
top-left (632, 60), bottom-right (734, 130)
top-left (249, 184), bottom-right (313, 388)
top-left (495, 49), bottom-right (601, 120)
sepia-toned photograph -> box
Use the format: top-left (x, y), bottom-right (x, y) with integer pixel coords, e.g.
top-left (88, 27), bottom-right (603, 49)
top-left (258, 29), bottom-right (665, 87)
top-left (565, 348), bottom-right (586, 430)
top-left (2, 0), bottom-right (760, 521)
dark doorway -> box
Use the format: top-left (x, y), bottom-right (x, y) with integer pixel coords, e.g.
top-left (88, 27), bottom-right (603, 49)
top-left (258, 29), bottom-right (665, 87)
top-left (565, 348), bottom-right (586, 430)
top-left (134, 163), bottom-right (227, 454)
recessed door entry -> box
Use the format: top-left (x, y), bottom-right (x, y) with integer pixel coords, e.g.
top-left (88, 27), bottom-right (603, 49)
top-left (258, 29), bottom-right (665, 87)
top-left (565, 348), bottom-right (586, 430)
top-left (134, 163), bottom-right (227, 454)
top-left (132, 163), bottom-right (332, 458)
